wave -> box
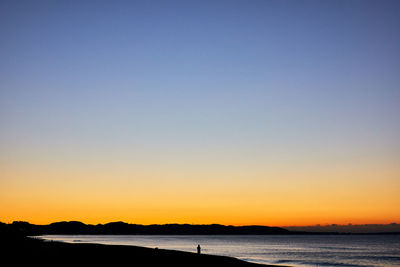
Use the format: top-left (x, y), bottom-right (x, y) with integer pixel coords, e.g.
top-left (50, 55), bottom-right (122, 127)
top-left (272, 259), bottom-right (373, 267)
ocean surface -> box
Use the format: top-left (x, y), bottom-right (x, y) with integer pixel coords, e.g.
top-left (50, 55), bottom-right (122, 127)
top-left (39, 234), bottom-right (400, 267)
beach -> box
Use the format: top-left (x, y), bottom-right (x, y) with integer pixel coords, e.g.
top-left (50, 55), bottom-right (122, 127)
top-left (37, 234), bottom-right (400, 266)
top-left (1, 233), bottom-right (282, 267)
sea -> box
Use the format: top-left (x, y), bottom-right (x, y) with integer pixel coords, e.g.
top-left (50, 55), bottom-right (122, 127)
top-left (39, 234), bottom-right (400, 267)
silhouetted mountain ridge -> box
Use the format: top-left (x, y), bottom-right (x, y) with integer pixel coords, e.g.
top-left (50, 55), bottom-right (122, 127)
top-left (2, 221), bottom-right (291, 235)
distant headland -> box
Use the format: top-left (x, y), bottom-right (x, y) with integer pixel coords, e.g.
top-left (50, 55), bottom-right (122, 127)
top-left (2, 221), bottom-right (399, 235)
top-left (1, 221), bottom-right (290, 235)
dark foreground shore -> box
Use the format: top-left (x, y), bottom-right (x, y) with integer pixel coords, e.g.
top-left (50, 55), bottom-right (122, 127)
top-left (1, 233), bottom-right (283, 267)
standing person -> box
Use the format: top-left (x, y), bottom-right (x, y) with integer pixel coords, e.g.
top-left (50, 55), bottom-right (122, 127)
top-left (197, 244), bottom-right (201, 254)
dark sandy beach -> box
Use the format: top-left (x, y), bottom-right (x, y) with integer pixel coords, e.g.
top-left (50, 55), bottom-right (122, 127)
top-left (1, 233), bottom-right (284, 267)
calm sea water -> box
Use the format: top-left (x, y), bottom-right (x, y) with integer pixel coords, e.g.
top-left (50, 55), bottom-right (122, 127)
top-left (39, 235), bottom-right (400, 267)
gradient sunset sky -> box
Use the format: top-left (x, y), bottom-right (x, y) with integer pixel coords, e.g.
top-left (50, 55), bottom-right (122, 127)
top-left (1, 0), bottom-right (399, 226)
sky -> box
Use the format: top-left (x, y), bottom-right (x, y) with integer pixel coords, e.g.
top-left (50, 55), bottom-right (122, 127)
top-left (1, 0), bottom-right (399, 226)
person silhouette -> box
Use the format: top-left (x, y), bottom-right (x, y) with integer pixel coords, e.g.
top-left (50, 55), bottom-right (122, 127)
top-left (197, 244), bottom-right (201, 254)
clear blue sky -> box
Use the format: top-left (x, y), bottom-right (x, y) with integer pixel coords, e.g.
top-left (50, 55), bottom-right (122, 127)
top-left (1, 0), bottom-right (399, 225)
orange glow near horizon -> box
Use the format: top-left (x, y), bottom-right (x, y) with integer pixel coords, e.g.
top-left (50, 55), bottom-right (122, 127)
top-left (1, 157), bottom-right (399, 226)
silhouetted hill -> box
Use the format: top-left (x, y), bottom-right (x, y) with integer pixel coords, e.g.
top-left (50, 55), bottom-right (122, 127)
top-left (48, 221), bottom-right (87, 234)
top-left (2, 221), bottom-right (291, 235)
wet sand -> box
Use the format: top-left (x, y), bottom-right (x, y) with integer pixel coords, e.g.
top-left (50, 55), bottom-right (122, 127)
top-left (2, 234), bottom-right (285, 266)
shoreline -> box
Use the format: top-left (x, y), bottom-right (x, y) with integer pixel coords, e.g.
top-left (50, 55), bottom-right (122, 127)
top-left (1, 234), bottom-right (286, 267)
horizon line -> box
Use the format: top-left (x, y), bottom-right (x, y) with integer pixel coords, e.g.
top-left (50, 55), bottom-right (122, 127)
top-left (4, 220), bottom-right (399, 228)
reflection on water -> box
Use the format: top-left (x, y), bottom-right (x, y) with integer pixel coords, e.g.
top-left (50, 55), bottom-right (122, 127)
top-left (39, 234), bottom-right (400, 267)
